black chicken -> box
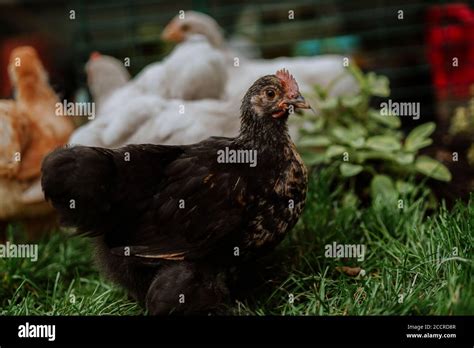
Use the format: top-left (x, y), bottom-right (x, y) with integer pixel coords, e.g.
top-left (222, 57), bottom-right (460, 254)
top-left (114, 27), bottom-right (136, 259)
top-left (41, 69), bottom-right (310, 314)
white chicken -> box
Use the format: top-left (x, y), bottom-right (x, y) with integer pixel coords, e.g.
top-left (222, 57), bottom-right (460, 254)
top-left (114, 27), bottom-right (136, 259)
top-left (85, 34), bottom-right (226, 115)
top-left (135, 34), bottom-right (227, 100)
top-left (162, 11), bottom-right (358, 100)
top-left (72, 32), bottom-right (229, 146)
top-left (70, 95), bottom-right (240, 147)
top-left (85, 52), bottom-right (131, 114)
top-left (158, 11), bottom-right (360, 141)
top-left (72, 11), bottom-right (357, 149)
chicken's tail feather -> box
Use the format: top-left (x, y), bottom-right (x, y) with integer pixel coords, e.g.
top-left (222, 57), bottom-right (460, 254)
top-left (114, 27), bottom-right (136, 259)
top-left (41, 146), bottom-right (115, 234)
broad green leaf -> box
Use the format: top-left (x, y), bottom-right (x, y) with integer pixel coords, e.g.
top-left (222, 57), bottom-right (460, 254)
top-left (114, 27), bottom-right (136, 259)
top-left (331, 127), bottom-right (352, 142)
top-left (349, 137), bottom-right (365, 148)
top-left (331, 126), bottom-right (366, 146)
top-left (341, 95), bottom-right (363, 108)
top-left (415, 156), bottom-right (452, 182)
top-left (300, 116), bottom-right (325, 134)
top-left (356, 150), bottom-right (394, 162)
top-left (369, 108), bottom-right (401, 129)
top-left (301, 152), bottom-right (326, 166)
top-left (395, 180), bottom-right (415, 194)
top-left (298, 136), bottom-right (331, 147)
top-left (394, 152), bottom-right (415, 165)
top-left (405, 122), bottom-right (436, 151)
top-left (348, 64), bottom-right (366, 86)
top-left (367, 72), bottom-right (390, 97)
top-left (326, 145), bottom-right (347, 158)
top-left (319, 97), bottom-right (338, 110)
top-left (340, 163), bottom-right (363, 177)
top-left (449, 107), bottom-right (470, 135)
top-left (405, 138), bottom-right (433, 152)
top-left (366, 135), bottom-right (401, 152)
top-left (370, 175), bottom-right (398, 202)
top-left (349, 123), bottom-right (368, 138)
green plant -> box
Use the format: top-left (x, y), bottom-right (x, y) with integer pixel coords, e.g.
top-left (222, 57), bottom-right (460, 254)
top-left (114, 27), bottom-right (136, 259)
top-left (1, 171), bottom-right (472, 316)
top-left (297, 65), bottom-right (451, 202)
top-left (449, 86), bottom-right (474, 167)
top-left (237, 169), bottom-right (473, 315)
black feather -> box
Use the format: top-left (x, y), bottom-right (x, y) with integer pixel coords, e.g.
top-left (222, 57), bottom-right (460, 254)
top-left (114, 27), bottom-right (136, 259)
top-left (41, 74), bottom-right (308, 315)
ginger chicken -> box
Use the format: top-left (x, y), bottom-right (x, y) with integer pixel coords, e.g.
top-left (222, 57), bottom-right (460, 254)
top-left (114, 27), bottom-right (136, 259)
top-left (0, 46), bottom-right (74, 240)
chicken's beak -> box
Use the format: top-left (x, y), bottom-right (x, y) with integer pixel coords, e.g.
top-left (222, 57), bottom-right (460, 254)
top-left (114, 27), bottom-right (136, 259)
top-left (90, 51), bottom-right (101, 61)
top-left (274, 94), bottom-right (312, 118)
top-left (162, 23), bottom-right (184, 42)
top-left (287, 94), bottom-right (311, 110)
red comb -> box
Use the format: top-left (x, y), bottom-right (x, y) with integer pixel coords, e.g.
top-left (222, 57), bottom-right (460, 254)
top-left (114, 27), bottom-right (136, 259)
top-left (90, 51), bottom-right (101, 60)
top-left (276, 69), bottom-right (299, 97)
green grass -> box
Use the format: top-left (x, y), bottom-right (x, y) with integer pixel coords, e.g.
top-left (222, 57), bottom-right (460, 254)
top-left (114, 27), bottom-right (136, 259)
top-left (0, 167), bottom-right (472, 315)
top-left (0, 229), bottom-right (140, 315)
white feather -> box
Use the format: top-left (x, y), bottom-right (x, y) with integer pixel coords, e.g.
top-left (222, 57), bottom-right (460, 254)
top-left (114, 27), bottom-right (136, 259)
top-left (75, 13), bottom-right (359, 148)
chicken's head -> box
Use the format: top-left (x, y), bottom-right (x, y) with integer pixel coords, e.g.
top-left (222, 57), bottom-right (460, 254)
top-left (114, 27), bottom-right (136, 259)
top-left (85, 52), bottom-right (131, 103)
top-left (8, 46), bottom-right (48, 88)
top-left (161, 11), bottom-right (224, 48)
top-left (241, 69), bottom-right (311, 122)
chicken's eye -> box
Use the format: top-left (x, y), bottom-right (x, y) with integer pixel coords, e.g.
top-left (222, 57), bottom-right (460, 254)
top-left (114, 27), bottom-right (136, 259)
top-left (181, 23), bottom-right (190, 32)
top-left (265, 89), bottom-right (276, 99)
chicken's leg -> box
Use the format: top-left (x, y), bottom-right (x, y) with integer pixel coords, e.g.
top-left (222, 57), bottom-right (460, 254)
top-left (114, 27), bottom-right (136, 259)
top-left (145, 261), bottom-right (229, 315)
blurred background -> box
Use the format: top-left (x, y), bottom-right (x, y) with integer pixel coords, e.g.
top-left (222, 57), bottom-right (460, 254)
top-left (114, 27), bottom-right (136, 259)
top-left (0, 0), bottom-right (472, 316)
top-left (1, 0), bottom-right (474, 200)
top-left (1, 0), bottom-right (473, 126)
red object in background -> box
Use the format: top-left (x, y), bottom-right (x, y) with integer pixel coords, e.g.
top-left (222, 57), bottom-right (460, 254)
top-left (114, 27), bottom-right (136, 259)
top-left (427, 3), bottom-right (474, 100)
top-left (0, 37), bottom-right (50, 98)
